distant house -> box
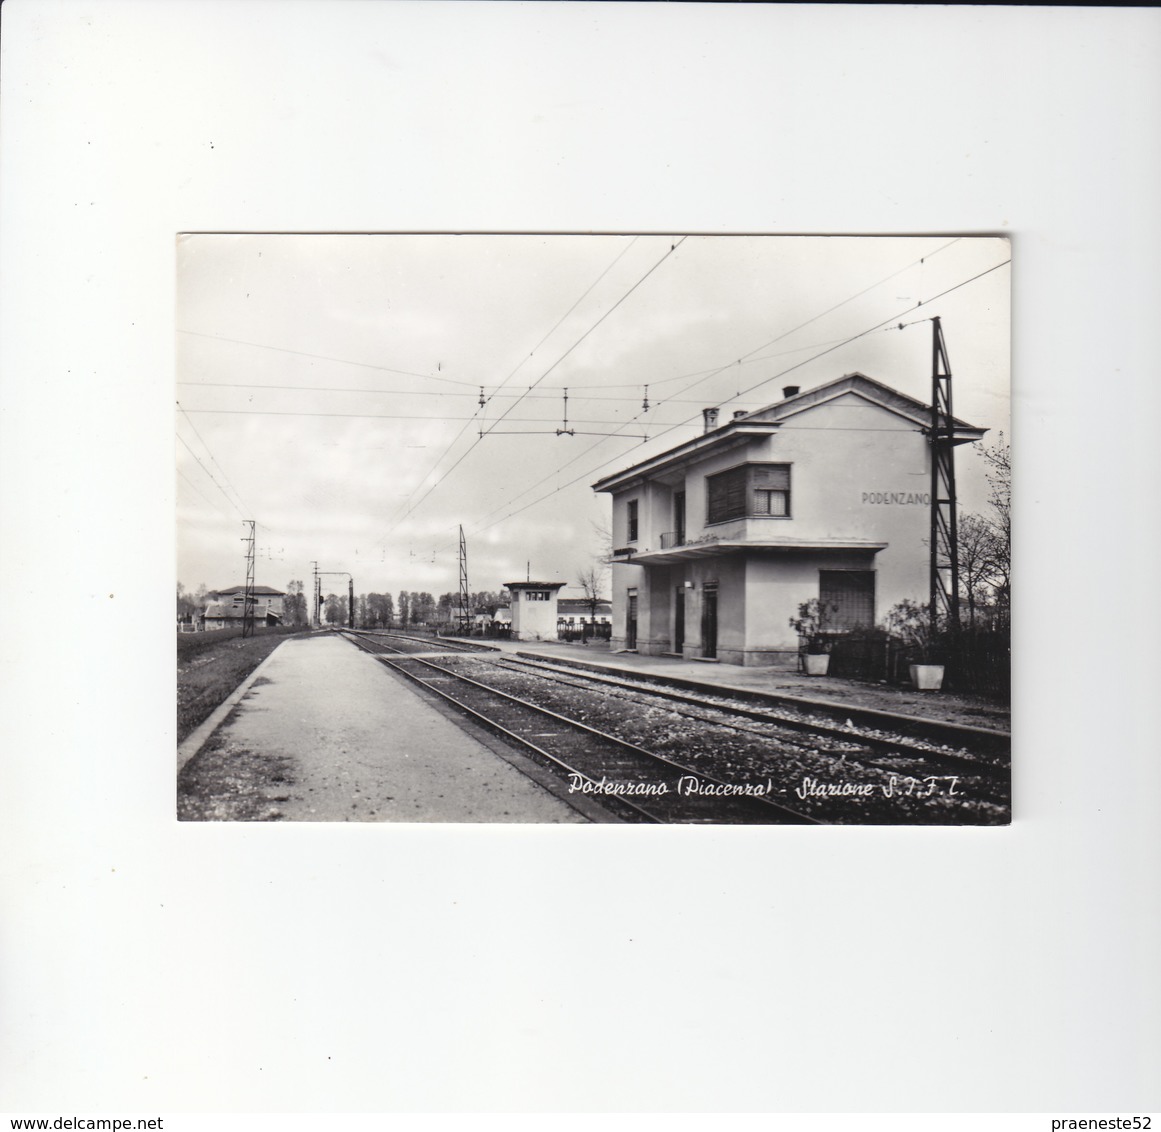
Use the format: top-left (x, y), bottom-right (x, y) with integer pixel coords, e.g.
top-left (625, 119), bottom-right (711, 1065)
top-left (201, 585), bottom-right (285, 630)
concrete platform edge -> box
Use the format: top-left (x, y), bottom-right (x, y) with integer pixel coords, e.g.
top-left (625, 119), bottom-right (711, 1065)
top-left (514, 650), bottom-right (1012, 754)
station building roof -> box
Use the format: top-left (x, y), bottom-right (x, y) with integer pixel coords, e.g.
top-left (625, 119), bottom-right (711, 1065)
top-left (211, 585), bottom-right (286, 596)
top-left (592, 372), bottom-right (986, 494)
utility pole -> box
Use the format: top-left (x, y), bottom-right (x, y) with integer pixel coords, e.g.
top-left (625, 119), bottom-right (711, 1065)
top-left (311, 561), bottom-right (319, 628)
top-left (458, 525), bottom-right (470, 635)
top-left (928, 317), bottom-right (961, 635)
top-left (242, 520), bottom-right (256, 638)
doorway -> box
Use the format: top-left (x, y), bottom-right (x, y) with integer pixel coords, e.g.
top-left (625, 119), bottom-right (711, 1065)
top-left (819, 570), bottom-right (875, 629)
top-left (701, 584), bottom-right (718, 659)
top-left (626, 589), bottom-right (638, 651)
top-left (674, 587), bottom-right (685, 654)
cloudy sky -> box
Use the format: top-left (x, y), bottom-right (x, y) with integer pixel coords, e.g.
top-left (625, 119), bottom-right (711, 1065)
top-left (176, 234), bottom-right (1010, 601)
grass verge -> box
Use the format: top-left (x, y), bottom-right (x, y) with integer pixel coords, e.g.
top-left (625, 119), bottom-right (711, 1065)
top-left (177, 627), bottom-right (313, 744)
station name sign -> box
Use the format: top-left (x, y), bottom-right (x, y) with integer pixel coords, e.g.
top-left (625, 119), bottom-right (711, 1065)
top-left (861, 491), bottom-right (931, 505)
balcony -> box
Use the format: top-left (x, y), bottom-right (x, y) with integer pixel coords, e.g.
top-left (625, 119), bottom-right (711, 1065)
top-left (659, 530), bottom-right (687, 550)
top-left (628, 531), bottom-right (889, 567)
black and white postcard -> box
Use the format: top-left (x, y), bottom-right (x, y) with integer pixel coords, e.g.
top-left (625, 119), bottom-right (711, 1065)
top-left (176, 234), bottom-right (1011, 825)
top-left (6, 1), bottom-right (1158, 1121)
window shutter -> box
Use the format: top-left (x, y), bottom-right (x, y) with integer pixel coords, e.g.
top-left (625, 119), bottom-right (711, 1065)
top-left (708, 466), bottom-right (747, 522)
top-left (750, 465), bottom-right (790, 490)
top-left (709, 464), bottom-right (790, 521)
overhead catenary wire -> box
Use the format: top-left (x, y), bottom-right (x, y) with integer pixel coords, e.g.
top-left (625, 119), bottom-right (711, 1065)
top-left (175, 331), bottom-right (872, 403)
top-left (177, 329), bottom-right (480, 389)
top-left (180, 238), bottom-right (1001, 580)
top-left (479, 237), bottom-right (688, 437)
top-left (482, 236), bottom-right (642, 405)
top-left (433, 256), bottom-right (1011, 555)
top-left (177, 409), bottom-right (664, 425)
top-left (371, 237), bottom-right (687, 548)
top-left (175, 432), bottom-right (248, 521)
top-left (369, 238), bottom-right (647, 546)
top-left (440, 238), bottom-right (972, 537)
top-left (177, 467), bottom-right (237, 521)
top-left (176, 401), bottom-right (252, 518)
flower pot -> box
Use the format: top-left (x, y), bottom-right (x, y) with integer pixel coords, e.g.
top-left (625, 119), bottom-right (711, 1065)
top-left (910, 663), bottom-right (945, 691)
top-left (804, 653), bottom-right (830, 676)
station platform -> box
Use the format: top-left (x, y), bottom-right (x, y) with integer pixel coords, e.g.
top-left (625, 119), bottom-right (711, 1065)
top-left (443, 634), bottom-right (1011, 737)
top-left (178, 634), bottom-right (591, 823)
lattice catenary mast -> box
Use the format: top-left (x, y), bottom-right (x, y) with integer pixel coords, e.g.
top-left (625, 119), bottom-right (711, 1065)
top-left (458, 525), bottom-right (470, 634)
top-left (242, 520), bottom-right (256, 638)
top-left (928, 317), bottom-right (961, 634)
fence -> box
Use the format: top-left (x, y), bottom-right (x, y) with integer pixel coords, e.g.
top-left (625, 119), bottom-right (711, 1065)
top-left (803, 626), bottom-right (1010, 702)
top-left (557, 623), bottom-right (613, 643)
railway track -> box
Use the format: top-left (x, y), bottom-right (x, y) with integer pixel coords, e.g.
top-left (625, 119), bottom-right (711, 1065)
top-left (340, 631), bottom-right (1009, 824)
top-left (341, 631), bottom-right (821, 824)
top-left (342, 629), bottom-right (498, 655)
top-left (484, 654), bottom-right (1008, 781)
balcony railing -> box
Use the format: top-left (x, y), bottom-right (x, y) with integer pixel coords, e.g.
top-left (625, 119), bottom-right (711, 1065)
top-left (659, 530), bottom-right (687, 549)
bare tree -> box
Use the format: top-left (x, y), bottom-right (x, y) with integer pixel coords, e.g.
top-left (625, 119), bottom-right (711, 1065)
top-left (958, 513), bottom-right (1001, 626)
top-left (576, 563), bottom-right (607, 618)
top-left (591, 518), bottom-right (614, 565)
top-left (981, 433), bottom-right (1011, 616)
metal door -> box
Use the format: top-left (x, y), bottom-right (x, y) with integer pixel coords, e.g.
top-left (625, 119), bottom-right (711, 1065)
top-left (702, 585), bottom-right (718, 659)
top-left (674, 588), bottom-right (685, 654)
top-left (819, 571), bottom-right (875, 630)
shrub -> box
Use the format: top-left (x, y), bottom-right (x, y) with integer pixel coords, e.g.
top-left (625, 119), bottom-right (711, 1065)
top-left (789, 598), bottom-right (841, 654)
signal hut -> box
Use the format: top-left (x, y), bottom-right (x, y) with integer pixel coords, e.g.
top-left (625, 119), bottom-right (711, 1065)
top-left (503, 580), bottom-right (567, 641)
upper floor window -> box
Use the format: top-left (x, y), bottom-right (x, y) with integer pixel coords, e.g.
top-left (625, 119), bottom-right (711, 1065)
top-left (523, 590), bottom-right (552, 601)
top-left (627, 499), bottom-right (639, 542)
top-left (706, 464), bottom-right (791, 523)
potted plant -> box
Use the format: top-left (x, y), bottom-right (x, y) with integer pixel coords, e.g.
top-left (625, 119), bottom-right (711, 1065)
top-left (883, 599), bottom-right (947, 691)
top-left (789, 598), bottom-right (836, 676)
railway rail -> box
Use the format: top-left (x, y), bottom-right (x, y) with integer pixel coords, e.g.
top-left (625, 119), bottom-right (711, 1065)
top-left (343, 631), bottom-right (820, 824)
top-left (343, 629), bottom-right (499, 655)
top-left (340, 630), bottom-right (1009, 824)
top-left (486, 654), bottom-right (1008, 780)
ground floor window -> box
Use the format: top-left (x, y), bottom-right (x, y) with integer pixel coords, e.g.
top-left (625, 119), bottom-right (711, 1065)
top-left (819, 570), bottom-right (875, 629)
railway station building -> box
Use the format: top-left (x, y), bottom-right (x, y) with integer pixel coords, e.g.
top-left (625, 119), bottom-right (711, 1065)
top-left (591, 373), bottom-right (986, 667)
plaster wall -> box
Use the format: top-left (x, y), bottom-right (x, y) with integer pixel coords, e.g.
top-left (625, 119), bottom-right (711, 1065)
top-left (601, 390), bottom-right (969, 665)
top-left (508, 588), bottom-right (563, 640)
